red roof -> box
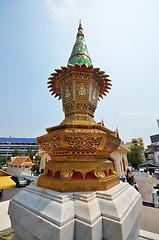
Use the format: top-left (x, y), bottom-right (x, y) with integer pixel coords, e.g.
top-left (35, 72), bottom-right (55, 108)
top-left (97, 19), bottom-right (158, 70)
top-left (22, 162), bottom-right (34, 166)
top-left (8, 156), bottom-right (34, 167)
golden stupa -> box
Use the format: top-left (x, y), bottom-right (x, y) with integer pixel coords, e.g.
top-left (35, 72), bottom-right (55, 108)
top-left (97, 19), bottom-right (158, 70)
top-left (37, 21), bottom-right (121, 192)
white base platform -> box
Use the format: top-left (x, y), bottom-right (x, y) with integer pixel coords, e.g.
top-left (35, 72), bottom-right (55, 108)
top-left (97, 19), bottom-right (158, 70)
top-left (9, 182), bottom-right (142, 240)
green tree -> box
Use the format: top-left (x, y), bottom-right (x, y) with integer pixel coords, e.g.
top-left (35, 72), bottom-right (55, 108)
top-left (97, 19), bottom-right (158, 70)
top-left (26, 150), bottom-right (37, 160)
top-left (12, 148), bottom-right (21, 157)
top-left (0, 157), bottom-right (8, 165)
top-left (32, 155), bottom-right (41, 165)
top-left (127, 145), bottom-right (143, 168)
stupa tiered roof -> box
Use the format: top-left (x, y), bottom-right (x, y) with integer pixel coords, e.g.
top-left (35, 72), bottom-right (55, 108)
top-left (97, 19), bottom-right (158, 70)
top-left (48, 64), bottom-right (112, 101)
top-left (47, 20), bottom-right (112, 101)
top-left (68, 19), bottom-right (92, 66)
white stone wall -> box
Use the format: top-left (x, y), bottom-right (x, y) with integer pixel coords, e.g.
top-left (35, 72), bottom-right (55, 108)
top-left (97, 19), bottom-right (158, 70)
top-left (7, 166), bottom-right (32, 176)
top-left (7, 165), bottom-right (12, 174)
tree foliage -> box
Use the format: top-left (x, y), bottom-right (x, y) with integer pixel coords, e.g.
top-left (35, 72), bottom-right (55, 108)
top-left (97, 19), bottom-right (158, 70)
top-left (26, 150), bottom-right (37, 160)
top-left (12, 148), bottom-right (21, 157)
top-left (32, 155), bottom-right (41, 164)
top-left (26, 150), bottom-right (41, 164)
top-left (0, 157), bottom-right (8, 165)
top-left (127, 145), bottom-right (143, 168)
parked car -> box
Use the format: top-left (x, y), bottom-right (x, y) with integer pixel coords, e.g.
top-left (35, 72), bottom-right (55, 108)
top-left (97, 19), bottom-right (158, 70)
top-left (26, 179), bottom-right (34, 186)
top-left (11, 176), bottom-right (27, 188)
top-left (2, 165), bottom-right (7, 171)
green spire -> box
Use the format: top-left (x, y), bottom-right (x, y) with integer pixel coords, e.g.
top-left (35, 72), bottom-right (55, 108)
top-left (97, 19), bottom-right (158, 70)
top-left (68, 20), bottom-right (92, 66)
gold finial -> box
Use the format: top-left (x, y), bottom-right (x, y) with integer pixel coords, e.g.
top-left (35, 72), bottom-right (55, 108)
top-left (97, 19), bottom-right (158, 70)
top-left (79, 19), bottom-right (82, 30)
top-left (77, 19), bottom-right (84, 37)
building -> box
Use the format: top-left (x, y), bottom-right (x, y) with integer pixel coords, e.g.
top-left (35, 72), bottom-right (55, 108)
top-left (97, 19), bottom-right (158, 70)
top-left (0, 137), bottom-right (40, 159)
top-left (150, 134), bottom-right (159, 144)
top-left (146, 120), bottom-right (159, 166)
top-left (145, 120), bottom-right (159, 167)
top-left (131, 138), bottom-right (144, 149)
top-left (7, 156), bottom-right (34, 176)
top-left (146, 143), bottom-right (159, 167)
top-left (124, 138), bottom-right (145, 150)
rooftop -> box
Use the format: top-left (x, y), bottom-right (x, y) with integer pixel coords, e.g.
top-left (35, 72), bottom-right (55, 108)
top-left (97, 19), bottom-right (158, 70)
top-left (8, 156), bottom-right (34, 166)
top-left (0, 138), bottom-right (37, 143)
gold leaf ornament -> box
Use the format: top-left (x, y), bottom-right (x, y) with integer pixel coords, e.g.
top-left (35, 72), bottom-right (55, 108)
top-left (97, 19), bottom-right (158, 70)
top-left (94, 169), bottom-right (105, 179)
top-left (60, 169), bottom-right (73, 180)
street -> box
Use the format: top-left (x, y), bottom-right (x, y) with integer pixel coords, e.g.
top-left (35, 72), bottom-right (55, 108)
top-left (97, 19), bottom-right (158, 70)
top-left (134, 172), bottom-right (159, 202)
top-left (0, 187), bottom-right (24, 202)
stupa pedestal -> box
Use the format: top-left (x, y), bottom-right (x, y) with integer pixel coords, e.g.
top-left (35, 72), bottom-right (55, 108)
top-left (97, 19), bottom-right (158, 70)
top-left (9, 182), bottom-right (142, 240)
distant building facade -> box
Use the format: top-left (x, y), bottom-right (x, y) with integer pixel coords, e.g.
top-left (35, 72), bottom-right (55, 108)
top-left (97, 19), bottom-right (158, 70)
top-left (146, 119), bottom-right (159, 166)
top-left (150, 134), bottom-right (159, 144)
top-left (131, 138), bottom-right (144, 149)
top-left (146, 136), bottom-right (159, 167)
top-left (7, 156), bottom-right (34, 176)
top-left (124, 138), bottom-right (144, 150)
top-left (0, 137), bottom-right (40, 158)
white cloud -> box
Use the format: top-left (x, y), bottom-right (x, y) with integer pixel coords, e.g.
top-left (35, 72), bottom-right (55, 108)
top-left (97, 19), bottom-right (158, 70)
top-left (45, 0), bottom-right (76, 21)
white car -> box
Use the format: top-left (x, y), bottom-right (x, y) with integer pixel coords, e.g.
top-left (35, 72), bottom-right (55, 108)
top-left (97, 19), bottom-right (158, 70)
top-left (2, 165), bottom-right (7, 171)
top-left (139, 168), bottom-right (144, 172)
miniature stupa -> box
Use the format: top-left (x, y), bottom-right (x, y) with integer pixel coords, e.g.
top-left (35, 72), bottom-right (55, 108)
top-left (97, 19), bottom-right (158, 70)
top-left (9, 21), bottom-right (142, 240)
top-left (37, 20), bottom-right (121, 192)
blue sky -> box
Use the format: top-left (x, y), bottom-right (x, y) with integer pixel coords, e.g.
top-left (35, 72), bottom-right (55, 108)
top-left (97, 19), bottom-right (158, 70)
top-left (0, 0), bottom-right (159, 147)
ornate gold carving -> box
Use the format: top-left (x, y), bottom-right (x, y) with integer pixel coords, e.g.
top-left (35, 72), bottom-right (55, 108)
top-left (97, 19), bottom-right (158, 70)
top-left (37, 174), bottom-right (120, 192)
top-left (78, 169), bottom-right (87, 178)
top-left (60, 169), bottom-right (73, 180)
top-left (91, 84), bottom-right (99, 105)
top-left (38, 137), bottom-right (61, 151)
top-left (43, 160), bottom-right (115, 182)
top-left (94, 168), bottom-right (105, 179)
